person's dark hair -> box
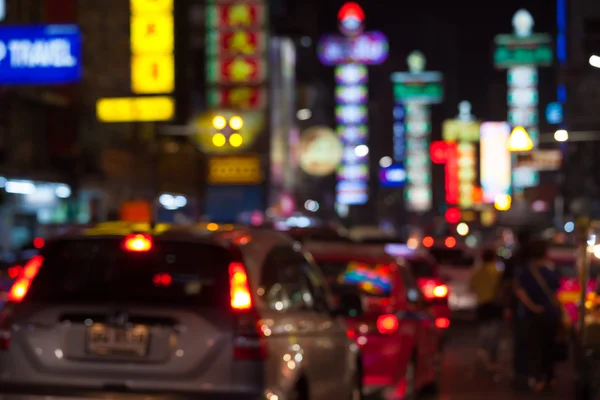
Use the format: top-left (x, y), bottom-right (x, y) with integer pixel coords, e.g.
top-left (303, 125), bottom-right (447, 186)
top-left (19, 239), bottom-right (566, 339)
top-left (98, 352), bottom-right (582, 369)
top-left (482, 249), bottom-right (496, 262)
top-left (525, 239), bottom-right (548, 260)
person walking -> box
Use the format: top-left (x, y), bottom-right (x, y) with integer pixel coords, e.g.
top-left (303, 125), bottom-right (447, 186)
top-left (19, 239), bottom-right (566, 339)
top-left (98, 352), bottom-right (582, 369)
top-left (501, 229), bottom-right (532, 388)
top-left (515, 239), bottom-right (561, 392)
top-left (470, 249), bottom-right (503, 371)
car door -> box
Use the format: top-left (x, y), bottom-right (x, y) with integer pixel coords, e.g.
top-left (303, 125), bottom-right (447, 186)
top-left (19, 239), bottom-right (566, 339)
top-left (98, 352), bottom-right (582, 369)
top-left (257, 245), bottom-right (332, 400)
top-left (299, 251), bottom-right (352, 399)
top-left (398, 266), bottom-right (437, 385)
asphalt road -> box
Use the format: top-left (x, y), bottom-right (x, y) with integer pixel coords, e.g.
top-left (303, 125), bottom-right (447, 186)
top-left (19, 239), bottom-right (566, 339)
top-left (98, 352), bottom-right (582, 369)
top-left (370, 323), bottom-right (576, 400)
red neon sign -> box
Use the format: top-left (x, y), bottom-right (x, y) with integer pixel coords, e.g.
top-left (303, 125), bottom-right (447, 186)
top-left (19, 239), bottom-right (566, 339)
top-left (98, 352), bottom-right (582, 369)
top-left (430, 141), bottom-right (459, 205)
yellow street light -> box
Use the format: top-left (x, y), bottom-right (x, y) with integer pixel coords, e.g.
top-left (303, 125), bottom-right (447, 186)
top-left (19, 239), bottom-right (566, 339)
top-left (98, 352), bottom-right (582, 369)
top-left (507, 126), bottom-right (533, 152)
top-left (494, 194), bottom-right (512, 211)
top-left (229, 133), bottom-right (243, 147)
top-left (212, 115), bottom-right (227, 130)
top-left (212, 133), bottom-right (226, 147)
top-left (229, 116), bottom-right (244, 130)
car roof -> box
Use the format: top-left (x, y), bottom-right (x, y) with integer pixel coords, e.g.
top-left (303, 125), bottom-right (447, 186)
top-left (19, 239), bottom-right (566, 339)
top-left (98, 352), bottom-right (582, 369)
top-left (43, 221), bottom-right (298, 283)
top-left (303, 241), bottom-right (397, 263)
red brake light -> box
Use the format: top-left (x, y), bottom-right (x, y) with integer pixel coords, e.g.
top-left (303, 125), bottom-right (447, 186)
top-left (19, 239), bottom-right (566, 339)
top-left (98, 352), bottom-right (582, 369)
top-left (33, 237), bottom-right (44, 249)
top-left (422, 236), bottom-right (434, 248)
top-left (419, 279), bottom-right (448, 300)
top-left (153, 273), bottom-right (172, 287)
top-left (435, 317), bottom-right (450, 329)
top-left (8, 256), bottom-right (43, 303)
top-left (123, 234), bottom-right (152, 252)
top-left (445, 237), bottom-right (456, 248)
top-left (376, 314), bottom-right (399, 334)
top-left (7, 265), bottom-right (22, 279)
top-left (229, 262), bottom-right (252, 311)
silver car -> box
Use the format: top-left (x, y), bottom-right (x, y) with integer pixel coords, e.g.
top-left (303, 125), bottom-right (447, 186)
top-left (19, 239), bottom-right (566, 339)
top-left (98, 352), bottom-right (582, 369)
top-left (0, 223), bottom-right (361, 400)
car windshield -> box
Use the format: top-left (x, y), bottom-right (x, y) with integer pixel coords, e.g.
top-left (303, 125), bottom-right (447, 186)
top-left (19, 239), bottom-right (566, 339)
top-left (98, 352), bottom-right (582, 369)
top-left (429, 248), bottom-right (472, 267)
top-left (26, 238), bottom-right (231, 307)
top-left (317, 260), bottom-right (393, 298)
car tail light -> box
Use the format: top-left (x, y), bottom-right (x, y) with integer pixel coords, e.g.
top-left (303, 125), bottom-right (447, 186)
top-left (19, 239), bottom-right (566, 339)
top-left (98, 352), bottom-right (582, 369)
top-left (123, 234), bottom-right (152, 252)
top-left (419, 279), bottom-right (449, 301)
top-left (228, 262), bottom-right (267, 360)
top-left (8, 256), bottom-right (43, 303)
top-left (229, 262), bottom-right (252, 311)
top-left (7, 265), bottom-right (22, 279)
top-left (33, 237), bottom-right (44, 249)
top-left (435, 317), bottom-right (450, 329)
top-left (153, 273), bottom-right (172, 287)
top-left (376, 314), bottom-right (399, 335)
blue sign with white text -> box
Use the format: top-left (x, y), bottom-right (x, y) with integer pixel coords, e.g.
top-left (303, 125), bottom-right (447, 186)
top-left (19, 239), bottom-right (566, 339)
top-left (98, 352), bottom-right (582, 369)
top-left (0, 25), bottom-right (82, 84)
top-left (380, 163), bottom-right (407, 188)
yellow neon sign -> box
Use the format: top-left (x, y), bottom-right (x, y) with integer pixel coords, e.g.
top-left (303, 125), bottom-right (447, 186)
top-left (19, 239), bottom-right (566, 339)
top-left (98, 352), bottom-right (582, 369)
top-left (130, 0), bottom-right (173, 15)
top-left (130, 14), bottom-right (174, 54)
top-left (96, 96), bottom-right (175, 122)
top-left (131, 54), bottom-right (175, 94)
top-left (130, 0), bottom-right (174, 96)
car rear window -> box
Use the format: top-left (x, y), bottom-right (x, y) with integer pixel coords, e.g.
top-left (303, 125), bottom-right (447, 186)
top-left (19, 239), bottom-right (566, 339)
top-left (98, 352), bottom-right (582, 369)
top-left (317, 260), bottom-right (393, 297)
top-left (26, 239), bottom-right (231, 307)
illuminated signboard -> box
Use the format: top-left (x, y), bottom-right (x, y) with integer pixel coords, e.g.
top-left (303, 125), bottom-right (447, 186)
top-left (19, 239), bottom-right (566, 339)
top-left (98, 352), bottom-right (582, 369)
top-left (494, 33), bottom-right (553, 68)
top-left (442, 101), bottom-right (480, 208)
top-left (480, 122), bottom-right (511, 202)
top-left (318, 32), bottom-right (389, 65)
top-left (207, 155), bottom-right (263, 185)
top-left (96, 96), bottom-right (175, 122)
top-left (431, 141), bottom-right (458, 205)
top-left (392, 51), bottom-right (442, 212)
top-left (391, 71), bottom-right (443, 104)
top-left (379, 163), bottom-right (406, 188)
top-left (207, 87), bottom-right (266, 109)
top-left (0, 25), bottom-right (82, 84)
top-left (515, 149), bottom-right (562, 171)
top-left (319, 4), bottom-right (388, 206)
top-left (494, 9), bottom-right (551, 191)
top-left (130, 0), bottom-right (175, 95)
top-left (393, 105), bottom-right (405, 161)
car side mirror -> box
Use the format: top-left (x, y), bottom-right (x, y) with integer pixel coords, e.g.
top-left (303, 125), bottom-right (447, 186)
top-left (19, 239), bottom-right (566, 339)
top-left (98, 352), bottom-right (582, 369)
top-left (334, 293), bottom-right (364, 317)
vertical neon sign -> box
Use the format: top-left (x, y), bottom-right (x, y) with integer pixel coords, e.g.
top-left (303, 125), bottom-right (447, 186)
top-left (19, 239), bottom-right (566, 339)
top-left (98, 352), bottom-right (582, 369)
top-left (442, 101), bottom-right (480, 209)
top-left (480, 122), bottom-right (511, 202)
top-left (391, 51), bottom-right (443, 212)
top-left (318, 3), bottom-right (388, 206)
top-left (494, 9), bottom-right (553, 191)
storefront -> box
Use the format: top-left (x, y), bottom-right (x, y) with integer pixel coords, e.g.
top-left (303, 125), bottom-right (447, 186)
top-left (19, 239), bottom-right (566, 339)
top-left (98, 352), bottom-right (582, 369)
top-left (0, 177), bottom-right (96, 252)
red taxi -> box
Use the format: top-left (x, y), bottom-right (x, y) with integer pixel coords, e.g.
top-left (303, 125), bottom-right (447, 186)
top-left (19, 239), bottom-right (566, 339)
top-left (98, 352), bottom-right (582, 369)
top-left (304, 242), bottom-right (443, 398)
top-left (383, 243), bottom-right (451, 328)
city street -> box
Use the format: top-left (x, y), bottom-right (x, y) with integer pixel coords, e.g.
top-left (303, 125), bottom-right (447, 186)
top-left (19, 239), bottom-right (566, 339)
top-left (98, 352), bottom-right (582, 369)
top-left (367, 322), bottom-right (575, 400)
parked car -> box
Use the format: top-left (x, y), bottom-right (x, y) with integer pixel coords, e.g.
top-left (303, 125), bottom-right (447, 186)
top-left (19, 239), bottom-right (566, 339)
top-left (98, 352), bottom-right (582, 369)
top-left (0, 222), bottom-right (361, 400)
top-left (304, 241), bottom-right (443, 399)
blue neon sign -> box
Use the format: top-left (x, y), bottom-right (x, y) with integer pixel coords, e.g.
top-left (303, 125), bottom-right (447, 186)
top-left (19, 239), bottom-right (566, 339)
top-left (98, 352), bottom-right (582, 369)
top-left (0, 25), bottom-right (82, 84)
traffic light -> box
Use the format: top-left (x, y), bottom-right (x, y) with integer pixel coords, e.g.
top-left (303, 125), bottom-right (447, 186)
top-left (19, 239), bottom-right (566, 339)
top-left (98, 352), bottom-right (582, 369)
top-left (211, 115), bottom-right (244, 148)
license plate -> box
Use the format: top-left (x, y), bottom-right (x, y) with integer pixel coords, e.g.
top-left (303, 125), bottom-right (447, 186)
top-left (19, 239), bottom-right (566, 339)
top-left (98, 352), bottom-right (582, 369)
top-left (87, 324), bottom-right (149, 357)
